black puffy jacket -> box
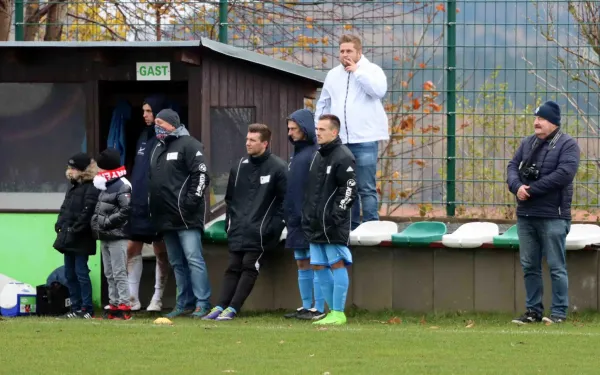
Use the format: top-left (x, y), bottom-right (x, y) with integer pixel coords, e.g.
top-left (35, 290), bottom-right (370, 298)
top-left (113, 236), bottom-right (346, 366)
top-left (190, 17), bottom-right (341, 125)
top-left (225, 150), bottom-right (287, 252)
top-left (149, 127), bottom-right (210, 234)
top-left (54, 163), bottom-right (100, 256)
top-left (91, 175), bottom-right (132, 241)
top-left (302, 137), bottom-right (357, 245)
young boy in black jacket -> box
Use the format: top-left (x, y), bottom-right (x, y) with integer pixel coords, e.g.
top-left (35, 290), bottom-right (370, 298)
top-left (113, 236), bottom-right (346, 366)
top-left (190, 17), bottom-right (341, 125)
top-left (54, 153), bottom-right (100, 319)
top-left (91, 148), bottom-right (133, 320)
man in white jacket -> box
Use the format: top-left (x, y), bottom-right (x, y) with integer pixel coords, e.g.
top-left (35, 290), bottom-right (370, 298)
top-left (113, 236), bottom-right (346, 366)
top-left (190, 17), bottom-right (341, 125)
top-left (315, 34), bottom-right (389, 230)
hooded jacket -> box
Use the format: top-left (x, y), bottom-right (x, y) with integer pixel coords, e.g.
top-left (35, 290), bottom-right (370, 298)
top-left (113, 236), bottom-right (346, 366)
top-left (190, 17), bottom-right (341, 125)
top-left (284, 109), bottom-right (318, 250)
top-left (506, 130), bottom-right (580, 220)
top-left (148, 126), bottom-right (210, 234)
top-left (302, 137), bottom-right (357, 245)
top-left (128, 95), bottom-right (168, 238)
top-left (91, 171), bottom-right (132, 241)
top-left (225, 150), bottom-right (287, 253)
top-left (53, 162), bottom-right (100, 256)
top-left (315, 55), bottom-right (389, 144)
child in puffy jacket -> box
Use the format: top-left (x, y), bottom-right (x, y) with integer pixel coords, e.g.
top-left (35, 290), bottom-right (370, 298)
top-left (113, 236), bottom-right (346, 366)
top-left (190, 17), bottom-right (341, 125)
top-left (91, 148), bottom-right (133, 320)
top-left (53, 153), bottom-right (100, 319)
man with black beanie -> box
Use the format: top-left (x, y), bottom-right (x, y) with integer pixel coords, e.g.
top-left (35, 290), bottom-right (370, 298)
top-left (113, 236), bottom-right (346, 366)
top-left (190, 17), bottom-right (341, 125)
top-left (507, 100), bottom-right (580, 325)
top-left (149, 109), bottom-right (212, 319)
top-left (127, 95), bottom-right (170, 312)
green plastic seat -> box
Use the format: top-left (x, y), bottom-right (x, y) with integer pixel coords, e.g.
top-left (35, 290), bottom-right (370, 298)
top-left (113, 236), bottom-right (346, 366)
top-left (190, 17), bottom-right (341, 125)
top-left (492, 224), bottom-right (519, 248)
top-left (204, 220), bottom-right (227, 243)
top-left (391, 221), bottom-right (447, 247)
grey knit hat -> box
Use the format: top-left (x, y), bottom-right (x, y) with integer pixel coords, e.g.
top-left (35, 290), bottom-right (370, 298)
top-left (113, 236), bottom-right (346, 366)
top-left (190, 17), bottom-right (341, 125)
top-left (156, 109), bottom-right (182, 128)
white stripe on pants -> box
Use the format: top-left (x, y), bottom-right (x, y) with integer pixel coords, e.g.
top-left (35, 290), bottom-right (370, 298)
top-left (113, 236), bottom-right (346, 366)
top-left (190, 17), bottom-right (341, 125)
top-left (101, 239), bottom-right (130, 306)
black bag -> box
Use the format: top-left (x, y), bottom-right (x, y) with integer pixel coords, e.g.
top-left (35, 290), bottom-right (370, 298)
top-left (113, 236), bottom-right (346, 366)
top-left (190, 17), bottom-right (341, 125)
top-left (36, 282), bottom-right (71, 316)
top-left (52, 228), bottom-right (74, 252)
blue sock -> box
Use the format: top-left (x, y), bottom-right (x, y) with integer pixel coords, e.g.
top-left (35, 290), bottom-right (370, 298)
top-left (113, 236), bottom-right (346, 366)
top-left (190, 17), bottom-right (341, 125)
top-left (298, 269), bottom-right (314, 309)
top-left (315, 268), bottom-right (334, 311)
top-left (226, 306), bottom-right (237, 314)
top-left (313, 271), bottom-right (325, 313)
top-left (332, 267), bottom-right (349, 312)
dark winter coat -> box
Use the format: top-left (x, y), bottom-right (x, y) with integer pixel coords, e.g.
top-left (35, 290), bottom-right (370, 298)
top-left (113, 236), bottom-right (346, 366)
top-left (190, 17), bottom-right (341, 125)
top-left (91, 175), bottom-right (132, 241)
top-left (284, 109), bottom-right (318, 250)
top-left (225, 150), bottom-right (287, 252)
top-left (54, 163), bottom-right (100, 256)
top-left (302, 137), bottom-right (357, 245)
top-left (128, 95), bottom-right (168, 238)
top-left (149, 126), bottom-right (210, 234)
top-left (507, 130), bottom-right (580, 220)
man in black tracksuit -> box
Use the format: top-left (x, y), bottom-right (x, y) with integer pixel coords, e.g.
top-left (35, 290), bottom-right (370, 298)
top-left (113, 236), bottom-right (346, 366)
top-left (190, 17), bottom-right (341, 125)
top-left (203, 123), bottom-right (287, 321)
top-left (302, 114), bottom-right (357, 326)
top-left (148, 109), bottom-right (212, 319)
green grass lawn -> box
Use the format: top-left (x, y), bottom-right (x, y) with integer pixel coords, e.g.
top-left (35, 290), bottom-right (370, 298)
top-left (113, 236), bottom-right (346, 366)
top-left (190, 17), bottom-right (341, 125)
top-left (2, 310), bottom-right (600, 374)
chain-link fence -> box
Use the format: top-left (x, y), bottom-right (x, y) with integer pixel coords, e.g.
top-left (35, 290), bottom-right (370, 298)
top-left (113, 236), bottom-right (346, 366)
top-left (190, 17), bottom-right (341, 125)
top-left (9, 0), bottom-right (600, 220)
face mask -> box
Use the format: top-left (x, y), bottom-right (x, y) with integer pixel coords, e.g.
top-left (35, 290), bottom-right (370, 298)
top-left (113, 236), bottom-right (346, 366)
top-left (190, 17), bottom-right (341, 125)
top-left (155, 125), bottom-right (170, 140)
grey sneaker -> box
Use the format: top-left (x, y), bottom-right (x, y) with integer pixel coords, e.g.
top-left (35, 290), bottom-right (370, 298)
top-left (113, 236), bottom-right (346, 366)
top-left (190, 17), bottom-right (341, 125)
top-left (542, 315), bottom-right (565, 324)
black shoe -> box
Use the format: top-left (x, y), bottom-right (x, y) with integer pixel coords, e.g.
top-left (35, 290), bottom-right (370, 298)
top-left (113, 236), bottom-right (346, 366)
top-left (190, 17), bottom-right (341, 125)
top-left (542, 315), bottom-right (565, 324)
top-left (76, 310), bottom-right (94, 319)
top-left (296, 308), bottom-right (326, 321)
top-left (511, 310), bottom-right (542, 325)
top-left (284, 307), bottom-right (307, 319)
top-left (56, 311), bottom-right (80, 320)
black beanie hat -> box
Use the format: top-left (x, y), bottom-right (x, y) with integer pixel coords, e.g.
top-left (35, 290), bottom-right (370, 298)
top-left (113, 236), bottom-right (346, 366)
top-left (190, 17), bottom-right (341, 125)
top-left (96, 148), bottom-right (122, 171)
top-left (534, 101), bottom-right (561, 126)
top-left (67, 153), bottom-right (91, 171)
top-left (156, 108), bottom-right (182, 128)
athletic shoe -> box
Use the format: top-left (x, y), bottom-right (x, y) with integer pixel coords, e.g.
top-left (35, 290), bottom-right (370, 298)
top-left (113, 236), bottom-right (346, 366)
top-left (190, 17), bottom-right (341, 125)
top-left (117, 304), bottom-right (132, 320)
top-left (165, 307), bottom-right (193, 318)
top-left (313, 310), bottom-right (347, 325)
top-left (542, 315), bottom-right (565, 324)
top-left (76, 310), bottom-right (94, 319)
top-left (191, 307), bottom-right (211, 319)
top-left (105, 305), bottom-right (120, 320)
top-left (56, 311), bottom-right (80, 320)
top-left (201, 307), bottom-right (223, 320)
top-left (297, 308), bottom-right (326, 321)
top-left (511, 310), bottom-right (542, 325)
top-left (215, 307), bottom-right (237, 321)
top-left (146, 299), bottom-right (163, 312)
top-left (129, 297), bottom-right (142, 311)
top-left (284, 307), bottom-right (305, 319)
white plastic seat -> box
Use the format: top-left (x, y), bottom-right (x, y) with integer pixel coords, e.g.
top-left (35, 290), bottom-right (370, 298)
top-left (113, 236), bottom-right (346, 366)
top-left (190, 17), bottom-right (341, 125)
top-left (205, 213), bottom-right (226, 230)
top-left (442, 222), bottom-right (499, 248)
top-left (350, 221), bottom-right (398, 246)
top-left (566, 224), bottom-right (600, 250)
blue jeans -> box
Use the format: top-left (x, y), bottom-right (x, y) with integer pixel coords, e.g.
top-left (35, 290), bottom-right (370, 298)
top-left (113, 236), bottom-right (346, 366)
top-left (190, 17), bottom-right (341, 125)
top-left (163, 229), bottom-right (211, 310)
top-left (347, 141), bottom-right (379, 230)
top-left (517, 217), bottom-right (570, 318)
top-left (64, 254), bottom-right (93, 313)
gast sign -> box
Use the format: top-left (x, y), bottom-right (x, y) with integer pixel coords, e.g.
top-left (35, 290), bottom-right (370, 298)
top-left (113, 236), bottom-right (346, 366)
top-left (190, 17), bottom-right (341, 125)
top-left (136, 62), bottom-right (171, 81)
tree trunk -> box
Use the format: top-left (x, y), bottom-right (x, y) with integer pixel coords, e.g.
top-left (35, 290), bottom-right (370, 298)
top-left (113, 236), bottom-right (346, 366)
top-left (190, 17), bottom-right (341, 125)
top-left (23, 0), bottom-right (40, 41)
top-left (44, 2), bottom-right (67, 41)
top-left (0, 0), bottom-right (12, 41)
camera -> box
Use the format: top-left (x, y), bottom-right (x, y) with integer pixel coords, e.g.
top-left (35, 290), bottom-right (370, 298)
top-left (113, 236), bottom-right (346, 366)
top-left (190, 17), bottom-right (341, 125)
top-left (520, 163), bottom-right (540, 181)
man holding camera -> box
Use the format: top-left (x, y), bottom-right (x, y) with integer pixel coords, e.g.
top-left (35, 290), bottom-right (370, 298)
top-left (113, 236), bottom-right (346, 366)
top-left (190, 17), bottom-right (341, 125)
top-left (507, 101), bottom-right (580, 325)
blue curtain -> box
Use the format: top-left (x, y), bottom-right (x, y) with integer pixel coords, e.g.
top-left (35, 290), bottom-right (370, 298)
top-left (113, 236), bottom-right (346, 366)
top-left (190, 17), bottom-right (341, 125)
top-left (107, 99), bottom-right (132, 165)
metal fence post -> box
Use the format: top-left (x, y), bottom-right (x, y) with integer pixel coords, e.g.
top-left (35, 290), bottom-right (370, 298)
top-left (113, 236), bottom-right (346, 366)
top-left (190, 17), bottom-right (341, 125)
top-left (15, 0), bottom-right (24, 41)
top-left (446, 0), bottom-right (457, 217)
top-left (219, 0), bottom-right (228, 43)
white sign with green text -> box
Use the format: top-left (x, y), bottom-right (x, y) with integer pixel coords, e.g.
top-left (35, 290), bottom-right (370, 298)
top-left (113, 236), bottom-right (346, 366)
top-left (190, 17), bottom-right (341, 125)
top-left (136, 62), bottom-right (171, 81)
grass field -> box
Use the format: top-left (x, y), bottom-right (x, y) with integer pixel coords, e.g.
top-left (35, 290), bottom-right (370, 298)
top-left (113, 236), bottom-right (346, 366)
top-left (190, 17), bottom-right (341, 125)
top-left (2, 310), bottom-right (600, 375)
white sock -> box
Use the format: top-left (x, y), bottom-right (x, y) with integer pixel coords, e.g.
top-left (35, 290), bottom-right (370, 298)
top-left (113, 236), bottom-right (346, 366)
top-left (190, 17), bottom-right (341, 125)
top-left (151, 260), bottom-right (168, 301)
top-left (127, 254), bottom-right (143, 302)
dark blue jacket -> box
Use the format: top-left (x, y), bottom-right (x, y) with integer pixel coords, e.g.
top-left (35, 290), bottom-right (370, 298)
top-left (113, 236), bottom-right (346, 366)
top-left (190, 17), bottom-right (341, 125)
top-left (507, 131), bottom-right (580, 220)
top-left (284, 109), bottom-right (318, 249)
top-left (128, 95), bottom-right (168, 237)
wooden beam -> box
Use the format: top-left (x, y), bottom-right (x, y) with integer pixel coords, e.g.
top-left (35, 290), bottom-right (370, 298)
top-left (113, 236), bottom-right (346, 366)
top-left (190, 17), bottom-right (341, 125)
top-left (177, 49), bottom-right (201, 65)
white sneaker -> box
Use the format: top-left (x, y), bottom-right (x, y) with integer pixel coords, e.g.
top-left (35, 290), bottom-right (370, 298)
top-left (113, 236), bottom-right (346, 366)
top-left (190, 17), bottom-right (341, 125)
top-left (146, 299), bottom-right (162, 312)
top-left (130, 297), bottom-right (142, 311)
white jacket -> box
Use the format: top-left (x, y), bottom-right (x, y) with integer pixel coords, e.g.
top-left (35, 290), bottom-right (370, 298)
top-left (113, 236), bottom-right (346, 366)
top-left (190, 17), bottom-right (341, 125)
top-left (315, 55), bottom-right (389, 144)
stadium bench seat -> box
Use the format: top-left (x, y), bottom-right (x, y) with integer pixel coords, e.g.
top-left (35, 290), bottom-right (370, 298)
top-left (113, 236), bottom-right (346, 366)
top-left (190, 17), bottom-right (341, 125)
top-left (350, 221), bottom-right (398, 246)
top-left (204, 214), bottom-right (227, 243)
top-left (566, 224), bottom-right (600, 250)
top-left (492, 225), bottom-right (519, 248)
top-left (391, 221), bottom-right (447, 247)
top-left (441, 222), bottom-right (499, 248)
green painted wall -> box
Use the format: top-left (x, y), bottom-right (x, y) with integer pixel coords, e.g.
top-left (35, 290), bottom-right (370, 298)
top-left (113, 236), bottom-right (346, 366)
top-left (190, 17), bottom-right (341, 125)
top-left (0, 213), bottom-right (102, 308)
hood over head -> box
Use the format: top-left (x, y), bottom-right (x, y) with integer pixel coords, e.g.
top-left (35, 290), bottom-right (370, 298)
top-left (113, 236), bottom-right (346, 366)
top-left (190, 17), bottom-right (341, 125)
top-left (143, 94), bottom-right (168, 118)
top-left (287, 109), bottom-right (316, 146)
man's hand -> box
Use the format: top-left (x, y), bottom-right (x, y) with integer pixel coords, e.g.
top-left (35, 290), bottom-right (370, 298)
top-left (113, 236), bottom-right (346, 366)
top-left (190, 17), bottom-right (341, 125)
top-left (344, 58), bottom-right (358, 73)
top-left (517, 185), bottom-right (530, 201)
